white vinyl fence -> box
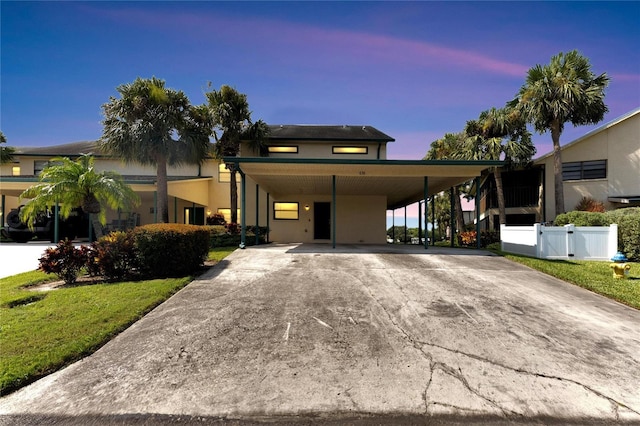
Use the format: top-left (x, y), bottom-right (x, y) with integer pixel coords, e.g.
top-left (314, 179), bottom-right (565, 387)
top-left (500, 224), bottom-right (618, 261)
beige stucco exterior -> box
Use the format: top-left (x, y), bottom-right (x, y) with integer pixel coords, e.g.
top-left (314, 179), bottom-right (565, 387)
top-left (535, 108), bottom-right (640, 221)
top-left (1, 125), bottom-right (499, 244)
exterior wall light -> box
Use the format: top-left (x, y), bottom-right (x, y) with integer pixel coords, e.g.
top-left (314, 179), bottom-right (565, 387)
top-left (304, 204), bottom-right (310, 211)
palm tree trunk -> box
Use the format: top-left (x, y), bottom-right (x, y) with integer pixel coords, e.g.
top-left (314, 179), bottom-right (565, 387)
top-left (551, 120), bottom-right (565, 216)
top-left (157, 156), bottom-right (169, 223)
top-left (453, 186), bottom-right (465, 233)
top-left (230, 168), bottom-right (238, 224)
top-left (494, 168), bottom-right (507, 225)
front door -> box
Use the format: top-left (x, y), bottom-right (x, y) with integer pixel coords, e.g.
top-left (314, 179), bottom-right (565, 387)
top-left (314, 202), bottom-right (331, 240)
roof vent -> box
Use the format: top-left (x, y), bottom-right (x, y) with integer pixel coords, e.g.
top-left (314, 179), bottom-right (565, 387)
top-left (362, 126), bottom-right (366, 130)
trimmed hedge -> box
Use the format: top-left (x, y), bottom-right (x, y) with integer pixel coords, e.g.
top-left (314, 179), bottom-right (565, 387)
top-left (554, 207), bottom-right (640, 261)
top-left (132, 224), bottom-right (210, 278)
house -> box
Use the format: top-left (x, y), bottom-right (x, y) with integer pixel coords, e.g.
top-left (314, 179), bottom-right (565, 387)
top-left (476, 107), bottom-right (640, 230)
top-left (536, 107), bottom-right (640, 220)
top-left (1, 125), bottom-right (501, 246)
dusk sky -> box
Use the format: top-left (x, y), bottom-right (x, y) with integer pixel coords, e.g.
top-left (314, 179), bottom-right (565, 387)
top-left (2, 1), bottom-right (639, 162)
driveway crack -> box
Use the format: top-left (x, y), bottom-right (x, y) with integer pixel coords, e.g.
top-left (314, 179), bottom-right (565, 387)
top-left (354, 268), bottom-right (638, 418)
top-left (420, 340), bottom-right (639, 417)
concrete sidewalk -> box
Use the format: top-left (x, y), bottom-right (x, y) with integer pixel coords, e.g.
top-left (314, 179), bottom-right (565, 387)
top-left (1, 244), bottom-right (639, 424)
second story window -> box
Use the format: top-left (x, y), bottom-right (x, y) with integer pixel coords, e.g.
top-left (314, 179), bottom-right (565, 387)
top-left (268, 146), bottom-right (298, 154)
top-left (562, 160), bottom-right (606, 181)
top-left (333, 146), bottom-right (368, 154)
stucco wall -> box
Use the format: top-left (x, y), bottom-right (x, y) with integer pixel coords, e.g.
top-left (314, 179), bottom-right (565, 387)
top-left (538, 111), bottom-right (639, 221)
top-left (268, 195), bottom-right (387, 244)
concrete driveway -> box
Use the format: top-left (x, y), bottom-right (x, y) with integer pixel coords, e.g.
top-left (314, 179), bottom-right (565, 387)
top-left (1, 243), bottom-right (639, 425)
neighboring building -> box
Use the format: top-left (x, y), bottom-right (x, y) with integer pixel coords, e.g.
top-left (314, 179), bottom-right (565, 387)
top-left (0, 125), bottom-right (499, 245)
top-left (536, 107), bottom-right (640, 220)
top-left (476, 107), bottom-right (640, 230)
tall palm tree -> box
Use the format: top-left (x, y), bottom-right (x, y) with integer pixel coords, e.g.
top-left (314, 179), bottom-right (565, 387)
top-left (424, 132), bottom-right (467, 233)
top-left (206, 85), bottom-right (269, 224)
top-left (100, 77), bottom-right (213, 223)
top-left (463, 107), bottom-right (535, 225)
top-left (511, 50), bottom-right (609, 215)
top-left (19, 154), bottom-right (139, 227)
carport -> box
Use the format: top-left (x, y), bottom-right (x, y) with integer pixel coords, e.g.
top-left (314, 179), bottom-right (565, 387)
top-left (223, 157), bottom-right (503, 249)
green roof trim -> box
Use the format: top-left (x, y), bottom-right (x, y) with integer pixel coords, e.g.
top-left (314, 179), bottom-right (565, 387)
top-left (223, 157), bottom-right (504, 167)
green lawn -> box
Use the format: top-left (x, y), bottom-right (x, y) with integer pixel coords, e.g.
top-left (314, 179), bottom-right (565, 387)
top-left (501, 252), bottom-right (640, 310)
top-left (0, 247), bottom-right (236, 395)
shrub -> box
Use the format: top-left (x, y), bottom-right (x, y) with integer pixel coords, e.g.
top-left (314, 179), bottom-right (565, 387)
top-left (607, 208), bottom-right (640, 262)
top-left (458, 231), bottom-right (476, 246)
top-left (38, 239), bottom-right (88, 285)
top-left (554, 211), bottom-right (610, 227)
top-left (225, 222), bottom-right (240, 235)
top-left (575, 196), bottom-right (606, 212)
top-left (457, 230), bottom-right (500, 248)
top-left (206, 213), bottom-right (226, 226)
top-left (132, 224), bottom-right (210, 278)
top-left (88, 231), bottom-right (139, 282)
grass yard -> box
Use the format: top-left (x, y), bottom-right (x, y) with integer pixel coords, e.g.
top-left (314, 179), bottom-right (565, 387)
top-left (501, 252), bottom-right (640, 310)
top-left (0, 247), bottom-right (236, 396)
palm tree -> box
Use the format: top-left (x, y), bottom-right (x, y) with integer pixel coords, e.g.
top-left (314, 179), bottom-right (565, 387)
top-left (206, 85), bottom-right (269, 224)
top-left (19, 154), bottom-right (139, 227)
top-left (463, 107), bottom-right (535, 225)
top-left (511, 50), bottom-right (609, 215)
top-left (0, 131), bottom-right (15, 164)
top-left (99, 77), bottom-right (213, 223)
top-left (424, 133), bottom-right (468, 233)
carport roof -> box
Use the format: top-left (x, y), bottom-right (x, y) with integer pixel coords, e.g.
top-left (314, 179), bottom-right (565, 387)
top-left (224, 157), bottom-right (502, 209)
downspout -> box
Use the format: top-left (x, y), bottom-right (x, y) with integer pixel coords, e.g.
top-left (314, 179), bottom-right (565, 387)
top-left (376, 143), bottom-right (382, 160)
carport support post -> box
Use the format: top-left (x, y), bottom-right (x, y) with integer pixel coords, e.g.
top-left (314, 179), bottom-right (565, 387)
top-left (1, 195), bottom-right (4, 229)
top-left (431, 197), bottom-right (435, 246)
top-left (332, 175), bottom-right (336, 249)
top-left (404, 206), bottom-right (407, 244)
top-left (266, 193), bottom-right (270, 243)
top-left (418, 202), bottom-right (422, 246)
top-left (255, 184), bottom-right (259, 246)
top-left (392, 209), bottom-right (395, 243)
top-left (476, 176), bottom-right (481, 249)
top-left (424, 176), bottom-right (428, 250)
top-left (240, 169), bottom-right (246, 249)
top-left (450, 187), bottom-right (455, 248)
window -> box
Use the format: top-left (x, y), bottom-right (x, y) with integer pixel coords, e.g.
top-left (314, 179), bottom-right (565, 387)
top-left (218, 163), bottom-right (240, 183)
top-left (12, 166), bottom-right (20, 176)
top-left (562, 160), bottom-right (606, 181)
top-left (274, 202), bottom-right (299, 220)
top-left (34, 161), bottom-right (48, 175)
top-left (332, 146), bottom-right (368, 154)
top-left (217, 208), bottom-right (241, 223)
top-left (268, 146), bottom-right (298, 154)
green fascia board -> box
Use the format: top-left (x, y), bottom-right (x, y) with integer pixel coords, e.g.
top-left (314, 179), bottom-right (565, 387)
top-left (223, 157), bottom-right (504, 167)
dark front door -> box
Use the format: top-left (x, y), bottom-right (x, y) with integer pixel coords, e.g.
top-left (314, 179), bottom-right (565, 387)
top-left (314, 202), bottom-right (331, 240)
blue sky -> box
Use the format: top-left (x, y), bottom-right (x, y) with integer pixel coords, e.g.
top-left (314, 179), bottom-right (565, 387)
top-left (2, 1), bottom-right (638, 161)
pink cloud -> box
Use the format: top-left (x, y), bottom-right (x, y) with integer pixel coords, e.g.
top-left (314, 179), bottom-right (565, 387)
top-left (88, 5), bottom-right (529, 79)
